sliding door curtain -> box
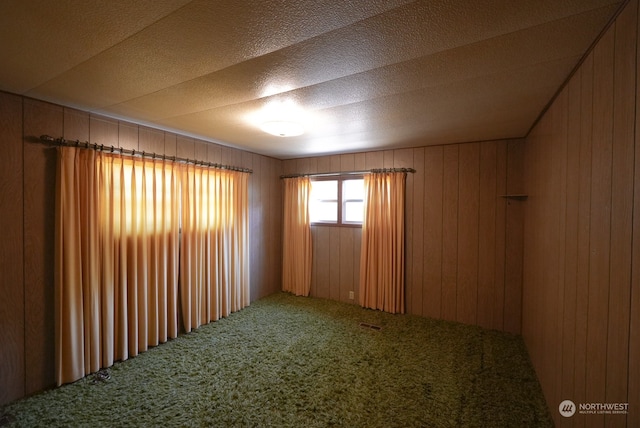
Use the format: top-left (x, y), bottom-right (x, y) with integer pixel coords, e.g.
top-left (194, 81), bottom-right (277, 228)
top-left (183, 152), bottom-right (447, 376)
top-left (55, 146), bottom-right (249, 385)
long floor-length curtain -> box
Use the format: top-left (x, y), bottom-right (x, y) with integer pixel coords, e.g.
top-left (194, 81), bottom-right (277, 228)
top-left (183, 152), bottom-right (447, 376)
top-left (282, 177), bottom-right (312, 296)
top-left (55, 146), bottom-right (249, 385)
top-left (55, 146), bottom-right (180, 385)
top-left (179, 164), bottom-right (250, 332)
top-left (358, 172), bottom-right (406, 314)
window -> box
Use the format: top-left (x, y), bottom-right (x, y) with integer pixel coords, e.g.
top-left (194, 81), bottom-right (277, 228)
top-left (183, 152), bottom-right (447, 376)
top-left (310, 177), bottom-right (364, 225)
top-left (107, 158), bottom-right (178, 236)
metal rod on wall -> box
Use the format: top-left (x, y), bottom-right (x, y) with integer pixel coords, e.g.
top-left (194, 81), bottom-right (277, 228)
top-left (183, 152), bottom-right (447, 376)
top-left (39, 135), bottom-right (253, 174)
top-left (280, 168), bottom-right (416, 179)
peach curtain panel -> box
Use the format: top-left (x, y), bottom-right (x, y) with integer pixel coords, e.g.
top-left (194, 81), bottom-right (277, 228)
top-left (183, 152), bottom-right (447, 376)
top-left (282, 177), bottom-right (312, 296)
top-left (359, 172), bottom-right (406, 314)
top-left (55, 146), bottom-right (249, 386)
top-left (179, 164), bottom-right (250, 332)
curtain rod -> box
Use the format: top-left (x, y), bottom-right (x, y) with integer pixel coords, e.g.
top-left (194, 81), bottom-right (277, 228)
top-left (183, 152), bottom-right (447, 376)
top-left (40, 135), bottom-right (253, 174)
top-left (280, 168), bottom-right (416, 179)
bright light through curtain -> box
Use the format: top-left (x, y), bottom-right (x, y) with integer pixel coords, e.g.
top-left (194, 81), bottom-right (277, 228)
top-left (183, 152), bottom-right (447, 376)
top-left (359, 172), bottom-right (406, 314)
top-left (55, 146), bottom-right (250, 386)
top-left (282, 177), bottom-right (312, 296)
top-left (179, 164), bottom-right (250, 332)
top-left (55, 146), bottom-right (180, 385)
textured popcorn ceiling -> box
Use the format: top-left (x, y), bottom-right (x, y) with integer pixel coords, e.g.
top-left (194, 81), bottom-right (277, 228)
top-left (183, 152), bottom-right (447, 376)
top-left (0, 0), bottom-right (625, 158)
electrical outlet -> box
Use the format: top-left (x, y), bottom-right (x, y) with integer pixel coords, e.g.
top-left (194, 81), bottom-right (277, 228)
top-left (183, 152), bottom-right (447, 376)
top-left (349, 291), bottom-right (354, 300)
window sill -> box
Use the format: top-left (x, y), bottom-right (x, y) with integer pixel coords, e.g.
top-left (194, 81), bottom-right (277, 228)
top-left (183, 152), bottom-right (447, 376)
top-left (311, 223), bottom-right (362, 229)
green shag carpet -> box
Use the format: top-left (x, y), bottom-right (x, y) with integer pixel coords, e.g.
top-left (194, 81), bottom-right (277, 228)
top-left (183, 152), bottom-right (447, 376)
top-left (0, 292), bottom-right (552, 427)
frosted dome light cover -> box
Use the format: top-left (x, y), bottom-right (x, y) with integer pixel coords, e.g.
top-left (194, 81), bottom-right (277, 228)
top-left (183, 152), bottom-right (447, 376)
top-left (260, 120), bottom-right (304, 137)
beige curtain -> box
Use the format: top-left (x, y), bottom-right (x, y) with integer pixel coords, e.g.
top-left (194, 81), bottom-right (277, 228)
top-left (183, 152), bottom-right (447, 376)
top-left (179, 164), bottom-right (250, 332)
top-left (55, 146), bottom-right (249, 385)
top-left (358, 172), bottom-right (406, 314)
top-left (282, 177), bottom-right (312, 296)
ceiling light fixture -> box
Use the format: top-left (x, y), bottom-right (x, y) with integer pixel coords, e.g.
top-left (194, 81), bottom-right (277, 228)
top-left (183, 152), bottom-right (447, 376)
top-left (260, 120), bottom-right (304, 137)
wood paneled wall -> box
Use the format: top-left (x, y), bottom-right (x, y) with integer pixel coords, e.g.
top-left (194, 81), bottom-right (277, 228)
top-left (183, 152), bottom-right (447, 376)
top-left (282, 138), bottom-right (525, 333)
top-left (523, 0), bottom-right (639, 426)
top-left (0, 92), bottom-right (25, 406)
top-left (0, 95), bottom-right (282, 405)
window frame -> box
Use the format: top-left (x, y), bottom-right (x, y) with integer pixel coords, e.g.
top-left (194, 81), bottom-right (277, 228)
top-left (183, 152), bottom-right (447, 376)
top-left (310, 175), bottom-right (364, 228)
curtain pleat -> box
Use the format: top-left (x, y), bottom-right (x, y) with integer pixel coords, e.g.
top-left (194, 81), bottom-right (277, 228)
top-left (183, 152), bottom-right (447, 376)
top-left (178, 164), bottom-right (250, 333)
top-left (358, 172), bottom-right (406, 314)
top-left (56, 146), bottom-right (243, 386)
top-left (55, 148), bottom-right (87, 383)
top-left (282, 177), bottom-right (313, 296)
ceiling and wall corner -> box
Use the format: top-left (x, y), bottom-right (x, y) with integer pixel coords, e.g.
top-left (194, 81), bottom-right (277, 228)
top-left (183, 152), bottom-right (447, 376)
top-left (0, 0), bottom-right (627, 159)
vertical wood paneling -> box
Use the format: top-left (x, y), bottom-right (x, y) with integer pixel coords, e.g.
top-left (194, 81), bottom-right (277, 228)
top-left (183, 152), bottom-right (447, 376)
top-left (296, 157), bottom-right (310, 174)
top-left (63, 109), bottom-right (89, 142)
top-left (404, 157), bottom-right (415, 313)
top-left (353, 227), bottom-right (362, 303)
top-left (523, 131), bottom-right (538, 389)
top-left (329, 227), bottom-right (341, 300)
top-left (175, 135), bottom-right (194, 159)
top-left (208, 143), bottom-right (222, 164)
top-left (317, 156), bottom-right (331, 173)
top-left (365, 151), bottom-right (383, 169)
top-left (493, 142), bottom-right (507, 331)
top-left (441, 145), bottom-right (459, 322)
top-left (164, 133), bottom-right (177, 157)
top-left (383, 150), bottom-right (394, 168)
top-left (393, 148), bottom-right (413, 169)
top-left (310, 226), bottom-right (318, 297)
top-left (271, 158), bottom-right (283, 296)
top-left (423, 146), bottom-right (443, 320)
top-left (261, 156), bottom-right (274, 296)
top-left (0, 92), bottom-right (25, 405)
top-left (281, 159), bottom-right (294, 175)
top-left (230, 148), bottom-right (243, 170)
top-left (575, 53), bottom-right (594, 418)
top-left (456, 143), bottom-right (479, 325)
top-left (330, 154), bottom-right (341, 172)
top-left (522, 1), bottom-right (639, 425)
top-left (194, 140), bottom-right (207, 161)
top-left (561, 70), bottom-right (581, 415)
top-left (118, 122), bottom-right (138, 150)
top-left (340, 153), bottom-right (355, 172)
top-left (90, 115), bottom-right (117, 146)
top-left (553, 89), bottom-right (569, 408)
top-left (23, 99), bottom-right (61, 395)
top-left (586, 29), bottom-right (614, 426)
top-left (477, 141), bottom-right (497, 330)
top-left (630, 3), bottom-right (640, 426)
top-left (139, 126), bottom-right (164, 154)
top-left (606, 3), bottom-right (636, 422)
top-left (313, 227), bottom-right (331, 299)
top-left (249, 154), bottom-right (263, 300)
top-left (504, 140), bottom-right (525, 334)
top-left (354, 153), bottom-right (366, 171)
top-left (307, 157), bottom-right (318, 175)
top-left (224, 145), bottom-right (236, 165)
top-left (339, 228), bottom-right (354, 302)
top-left (241, 150), bottom-right (253, 171)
